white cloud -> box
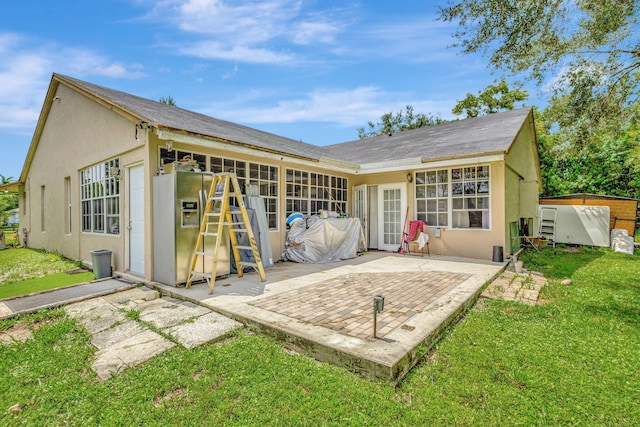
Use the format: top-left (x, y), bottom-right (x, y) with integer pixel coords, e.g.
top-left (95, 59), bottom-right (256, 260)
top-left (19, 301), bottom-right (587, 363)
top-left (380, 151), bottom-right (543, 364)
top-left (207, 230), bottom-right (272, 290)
top-left (292, 20), bottom-right (340, 45)
top-left (176, 0), bottom-right (299, 42)
top-left (199, 86), bottom-right (453, 128)
top-left (222, 64), bottom-right (239, 80)
top-left (0, 32), bottom-right (145, 132)
top-left (179, 40), bottom-right (296, 63)
top-left (352, 19), bottom-right (462, 63)
top-left (63, 48), bottom-right (146, 78)
top-left (147, 0), bottom-right (346, 64)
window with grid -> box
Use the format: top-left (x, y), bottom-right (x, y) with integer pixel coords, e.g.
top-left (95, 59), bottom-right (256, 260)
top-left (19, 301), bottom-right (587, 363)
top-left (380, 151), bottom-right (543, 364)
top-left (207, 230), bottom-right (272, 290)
top-left (285, 169), bottom-right (347, 217)
top-left (158, 148), bottom-right (279, 230)
top-left (415, 165), bottom-right (490, 229)
top-left (160, 148), bottom-right (206, 171)
top-left (415, 169), bottom-right (448, 227)
top-left (451, 166), bottom-right (490, 228)
top-left (81, 158), bottom-right (120, 234)
top-left (210, 156), bottom-right (279, 230)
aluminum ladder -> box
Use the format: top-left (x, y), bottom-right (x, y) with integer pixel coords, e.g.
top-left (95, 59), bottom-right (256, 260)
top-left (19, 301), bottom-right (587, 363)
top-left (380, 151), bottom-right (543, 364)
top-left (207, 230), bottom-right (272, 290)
top-left (539, 207), bottom-right (557, 248)
top-left (186, 173), bottom-right (266, 293)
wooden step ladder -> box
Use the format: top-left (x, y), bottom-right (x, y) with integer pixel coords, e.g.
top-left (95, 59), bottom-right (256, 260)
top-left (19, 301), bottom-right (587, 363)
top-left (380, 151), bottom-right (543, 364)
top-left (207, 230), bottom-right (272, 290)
top-left (186, 173), bottom-right (266, 293)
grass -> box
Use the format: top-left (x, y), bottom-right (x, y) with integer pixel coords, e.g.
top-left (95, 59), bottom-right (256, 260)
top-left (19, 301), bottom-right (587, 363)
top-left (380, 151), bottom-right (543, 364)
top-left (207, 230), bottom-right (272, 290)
top-left (0, 227), bottom-right (19, 247)
top-left (1, 246), bottom-right (639, 425)
top-left (0, 271), bottom-right (95, 299)
top-left (0, 248), bottom-right (91, 298)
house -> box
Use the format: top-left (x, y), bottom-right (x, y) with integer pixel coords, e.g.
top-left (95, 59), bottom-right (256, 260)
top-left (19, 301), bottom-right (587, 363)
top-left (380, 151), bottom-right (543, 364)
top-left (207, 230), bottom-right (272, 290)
top-left (6, 73), bottom-right (540, 282)
top-left (5, 208), bottom-right (19, 226)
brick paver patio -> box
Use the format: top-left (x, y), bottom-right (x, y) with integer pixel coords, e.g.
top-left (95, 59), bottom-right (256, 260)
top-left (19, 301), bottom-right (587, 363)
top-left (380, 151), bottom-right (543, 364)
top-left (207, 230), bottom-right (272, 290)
top-left (250, 271), bottom-right (471, 339)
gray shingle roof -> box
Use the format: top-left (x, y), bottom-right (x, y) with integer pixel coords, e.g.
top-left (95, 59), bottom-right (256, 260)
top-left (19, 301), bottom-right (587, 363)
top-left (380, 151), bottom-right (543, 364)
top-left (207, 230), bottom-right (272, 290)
top-left (56, 74), bottom-right (328, 161)
top-left (322, 107), bottom-right (532, 164)
top-left (56, 74), bottom-right (531, 167)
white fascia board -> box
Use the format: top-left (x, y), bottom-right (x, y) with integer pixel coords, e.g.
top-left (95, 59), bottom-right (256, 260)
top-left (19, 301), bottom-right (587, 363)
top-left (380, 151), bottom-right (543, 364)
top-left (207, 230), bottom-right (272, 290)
top-left (419, 154), bottom-right (505, 169)
top-left (158, 130), bottom-right (358, 173)
top-left (317, 157), bottom-right (360, 172)
top-left (354, 154), bottom-right (504, 174)
top-left (355, 157), bottom-right (423, 174)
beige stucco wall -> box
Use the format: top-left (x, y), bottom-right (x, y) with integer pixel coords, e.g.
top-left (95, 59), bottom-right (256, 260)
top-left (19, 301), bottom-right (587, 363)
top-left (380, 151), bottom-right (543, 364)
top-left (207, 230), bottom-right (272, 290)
top-left (343, 164), bottom-right (509, 260)
top-left (22, 83), bottom-right (146, 274)
top-left (504, 112), bottom-right (540, 249)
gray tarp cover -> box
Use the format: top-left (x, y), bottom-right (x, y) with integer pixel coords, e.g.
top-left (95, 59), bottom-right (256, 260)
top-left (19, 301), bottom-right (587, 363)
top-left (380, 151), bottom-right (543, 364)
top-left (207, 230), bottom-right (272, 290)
top-left (283, 217), bottom-right (365, 263)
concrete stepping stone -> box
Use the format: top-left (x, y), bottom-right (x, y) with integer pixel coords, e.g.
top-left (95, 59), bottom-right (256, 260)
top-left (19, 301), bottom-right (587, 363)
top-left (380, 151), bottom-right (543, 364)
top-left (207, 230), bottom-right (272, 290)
top-left (66, 298), bottom-right (126, 334)
top-left (91, 320), bottom-right (147, 350)
top-left (66, 289), bottom-right (242, 379)
top-left (92, 329), bottom-right (175, 380)
top-left (164, 312), bottom-right (241, 349)
top-left (137, 298), bottom-right (210, 329)
top-left (101, 287), bottom-right (159, 308)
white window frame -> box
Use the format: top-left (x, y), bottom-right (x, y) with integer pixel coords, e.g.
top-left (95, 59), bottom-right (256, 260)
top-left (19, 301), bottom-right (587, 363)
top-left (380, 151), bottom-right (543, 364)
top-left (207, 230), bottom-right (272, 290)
top-left (159, 148), bottom-right (280, 231)
top-left (80, 158), bottom-right (120, 235)
top-left (415, 165), bottom-right (491, 230)
top-left (65, 176), bottom-right (72, 234)
top-left (285, 169), bottom-right (348, 217)
top-left (210, 156), bottom-right (279, 231)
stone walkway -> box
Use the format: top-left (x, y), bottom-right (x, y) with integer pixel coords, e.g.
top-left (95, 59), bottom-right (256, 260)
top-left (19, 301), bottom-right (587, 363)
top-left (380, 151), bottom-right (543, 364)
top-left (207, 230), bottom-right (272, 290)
top-left (481, 270), bottom-right (547, 305)
top-left (66, 287), bottom-right (241, 380)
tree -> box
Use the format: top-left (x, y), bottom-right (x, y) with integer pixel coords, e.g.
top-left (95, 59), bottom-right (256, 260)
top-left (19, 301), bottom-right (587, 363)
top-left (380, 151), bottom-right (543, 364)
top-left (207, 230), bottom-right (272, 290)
top-left (159, 96), bottom-right (177, 106)
top-left (0, 174), bottom-right (18, 226)
top-left (439, 0), bottom-right (640, 147)
top-left (358, 105), bottom-right (447, 139)
top-left (535, 107), bottom-right (640, 200)
top-left (452, 80), bottom-right (528, 118)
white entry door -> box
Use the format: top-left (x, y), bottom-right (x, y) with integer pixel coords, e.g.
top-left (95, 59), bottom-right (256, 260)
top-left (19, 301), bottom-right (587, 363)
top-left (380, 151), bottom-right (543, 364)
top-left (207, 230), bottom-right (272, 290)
top-left (353, 184), bottom-right (368, 247)
top-left (128, 164), bottom-right (145, 276)
top-left (377, 183), bottom-right (407, 252)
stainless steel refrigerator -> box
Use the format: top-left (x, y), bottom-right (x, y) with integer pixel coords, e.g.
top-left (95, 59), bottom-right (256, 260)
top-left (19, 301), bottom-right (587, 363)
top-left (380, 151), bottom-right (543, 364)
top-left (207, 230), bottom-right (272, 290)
top-left (153, 171), bottom-right (230, 286)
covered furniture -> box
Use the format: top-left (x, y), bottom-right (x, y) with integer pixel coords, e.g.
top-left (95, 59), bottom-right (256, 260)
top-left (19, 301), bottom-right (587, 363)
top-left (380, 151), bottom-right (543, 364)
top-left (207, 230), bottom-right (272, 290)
top-left (283, 217), bottom-right (365, 263)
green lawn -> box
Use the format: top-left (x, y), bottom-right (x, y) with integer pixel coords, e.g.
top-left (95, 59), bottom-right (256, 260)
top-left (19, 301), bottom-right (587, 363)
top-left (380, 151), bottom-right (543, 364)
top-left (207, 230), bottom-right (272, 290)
top-left (0, 271), bottom-right (95, 299)
top-left (1, 246), bottom-right (639, 425)
top-left (0, 248), bottom-right (91, 298)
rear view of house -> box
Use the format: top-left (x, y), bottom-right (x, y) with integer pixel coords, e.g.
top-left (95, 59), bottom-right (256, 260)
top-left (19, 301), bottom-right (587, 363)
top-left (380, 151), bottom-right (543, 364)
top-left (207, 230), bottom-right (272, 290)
top-left (7, 74), bottom-right (540, 282)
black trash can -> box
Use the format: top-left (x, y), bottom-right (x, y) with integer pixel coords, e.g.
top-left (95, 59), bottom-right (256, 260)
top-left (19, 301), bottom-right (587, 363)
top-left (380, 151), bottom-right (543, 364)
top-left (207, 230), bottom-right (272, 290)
top-left (91, 250), bottom-right (112, 279)
top-left (492, 245), bottom-right (504, 262)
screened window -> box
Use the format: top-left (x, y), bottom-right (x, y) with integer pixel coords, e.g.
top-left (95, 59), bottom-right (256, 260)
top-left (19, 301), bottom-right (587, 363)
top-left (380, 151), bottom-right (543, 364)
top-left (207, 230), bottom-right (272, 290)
top-left (415, 165), bottom-right (490, 229)
top-left (159, 148), bottom-right (279, 230)
top-left (285, 169), bottom-right (347, 217)
top-left (81, 158), bottom-right (120, 234)
top-left (210, 156), bottom-right (279, 230)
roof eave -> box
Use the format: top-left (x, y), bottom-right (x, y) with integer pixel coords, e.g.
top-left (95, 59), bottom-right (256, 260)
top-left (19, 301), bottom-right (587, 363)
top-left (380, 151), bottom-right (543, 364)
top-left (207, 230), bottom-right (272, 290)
top-left (0, 181), bottom-right (21, 193)
top-left (157, 128), bottom-right (322, 164)
top-left (354, 153), bottom-right (506, 174)
top-left (18, 76), bottom-right (59, 185)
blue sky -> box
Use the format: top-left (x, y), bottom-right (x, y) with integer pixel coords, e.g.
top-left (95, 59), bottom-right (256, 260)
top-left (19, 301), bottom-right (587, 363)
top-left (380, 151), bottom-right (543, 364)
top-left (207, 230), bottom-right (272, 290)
top-left (0, 0), bottom-right (541, 180)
